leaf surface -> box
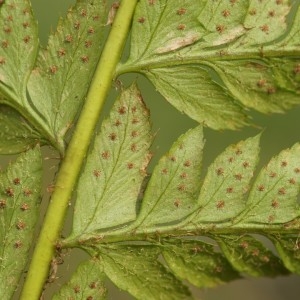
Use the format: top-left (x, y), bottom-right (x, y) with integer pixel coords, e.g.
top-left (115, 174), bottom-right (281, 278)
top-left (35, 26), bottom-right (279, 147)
top-left (119, 0), bottom-right (300, 129)
top-left (216, 235), bottom-right (289, 277)
top-left (236, 143), bottom-right (300, 225)
top-left (135, 125), bottom-right (204, 228)
top-left (0, 0), bottom-right (38, 107)
top-left (0, 105), bottom-right (41, 154)
top-left (192, 135), bottom-right (261, 224)
top-left (271, 235), bottom-right (300, 274)
top-left (97, 245), bottom-right (192, 300)
top-left (70, 84), bottom-right (152, 238)
top-left (162, 239), bottom-right (240, 288)
top-left (0, 148), bottom-right (42, 299)
top-left (27, 0), bottom-right (107, 150)
top-left (53, 259), bottom-right (106, 300)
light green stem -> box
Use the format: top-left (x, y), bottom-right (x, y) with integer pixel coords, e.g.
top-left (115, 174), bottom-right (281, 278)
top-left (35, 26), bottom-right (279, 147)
top-left (20, 1), bottom-right (138, 299)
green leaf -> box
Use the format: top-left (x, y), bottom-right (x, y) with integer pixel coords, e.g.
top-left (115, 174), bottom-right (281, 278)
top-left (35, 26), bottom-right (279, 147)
top-left (96, 245), bottom-right (192, 300)
top-left (0, 105), bottom-right (42, 154)
top-left (192, 135), bottom-right (260, 224)
top-left (0, 0), bottom-right (38, 107)
top-left (236, 143), bottom-right (300, 225)
top-left (135, 125), bottom-right (204, 228)
top-left (162, 239), bottom-right (240, 288)
top-left (216, 235), bottom-right (289, 277)
top-left (27, 0), bottom-right (107, 150)
top-left (0, 148), bottom-right (42, 299)
top-left (53, 259), bottom-right (107, 300)
top-left (271, 235), bottom-right (300, 274)
top-left (119, 0), bottom-right (300, 130)
top-left (70, 84), bottom-right (152, 238)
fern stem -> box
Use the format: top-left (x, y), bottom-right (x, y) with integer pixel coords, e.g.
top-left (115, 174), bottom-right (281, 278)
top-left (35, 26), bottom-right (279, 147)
top-left (20, 1), bottom-right (138, 299)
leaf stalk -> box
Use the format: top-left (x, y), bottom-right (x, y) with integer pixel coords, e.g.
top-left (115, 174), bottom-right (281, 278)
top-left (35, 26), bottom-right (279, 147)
top-left (20, 1), bottom-right (138, 299)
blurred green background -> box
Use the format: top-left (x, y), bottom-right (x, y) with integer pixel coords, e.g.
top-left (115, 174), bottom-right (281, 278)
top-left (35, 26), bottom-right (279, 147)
top-left (5, 0), bottom-right (300, 299)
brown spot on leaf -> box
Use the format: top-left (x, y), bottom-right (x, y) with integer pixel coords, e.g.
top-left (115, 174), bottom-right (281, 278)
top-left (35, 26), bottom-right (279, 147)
top-left (109, 132), bottom-right (117, 141)
top-left (93, 170), bottom-right (101, 177)
top-left (178, 184), bottom-right (186, 191)
top-left (22, 22), bottom-right (29, 28)
top-left (269, 171), bottom-right (277, 178)
top-left (57, 48), bottom-right (66, 57)
top-left (170, 156), bottom-right (176, 162)
top-left (118, 106), bottom-right (126, 115)
top-left (180, 172), bottom-right (187, 179)
top-left (20, 203), bottom-right (29, 211)
top-left (278, 187), bottom-right (286, 195)
top-left (138, 17), bottom-right (146, 23)
top-left (216, 24), bottom-right (226, 33)
top-left (268, 10), bottom-right (275, 17)
top-left (216, 200), bottom-right (225, 209)
top-left (23, 189), bottom-right (32, 197)
top-left (74, 21), bottom-right (80, 30)
top-left (174, 199), bottom-right (181, 207)
top-left (239, 241), bottom-right (249, 249)
top-left (294, 168), bottom-right (300, 174)
top-left (6, 187), bottom-right (14, 197)
top-left (131, 144), bottom-right (137, 152)
top-left (243, 161), bottom-right (249, 168)
top-left (101, 151), bottom-right (110, 160)
top-left (0, 199), bottom-right (6, 209)
top-left (13, 178), bottom-right (20, 185)
top-left (4, 27), bottom-right (12, 34)
top-left (184, 160), bottom-right (191, 167)
top-left (216, 168), bottom-right (224, 176)
top-left (73, 285), bottom-right (80, 293)
top-left (0, 57), bottom-right (5, 65)
top-left (257, 184), bottom-right (265, 192)
top-left (257, 79), bottom-right (266, 87)
top-left (162, 168), bottom-right (168, 175)
top-left (289, 178), bottom-right (296, 185)
top-left (80, 9), bottom-right (87, 17)
top-left (226, 187), bottom-right (234, 193)
top-left (271, 199), bottom-right (279, 208)
top-left (127, 163), bottom-right (134, 169)
top-left (131, 131), bottom-right (138, 137)
top-left (1, 40), bottom-right (9, 48)
top-left (49, 65), bottom-right (58, 74)
top-left (88, 27), bottom-right (95, 34)
top-left (267, 87), bottom-right (276, 94)
top-left (85, 40), bottom-right (92, 48)
top-left (249, 8), bottom-right (257, 15)
top-left (260, 24), bottom-right (269, 33)
top-left (281, 161), bottom-right (288, 167)
top-left (14, 241), bottom-right (23, 249)
top-left (65, 34), bottom-right (73, 43)
top-left (16, 221), bottom-right (26, 230)
top-left (114, 119), bottom-right (121, 126)
top-left (177, 24), bottom-right (186, 30)
top-left (177, 8), bottom-right (186, 15)
top-left (23, 35), bottom-right (30, 43)
top-left (81, 55), bottom-right (89, 63)
top-left (222, 9), bottom-right (230, 17)
top-left (234, 173), bottom-right (243, 181)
